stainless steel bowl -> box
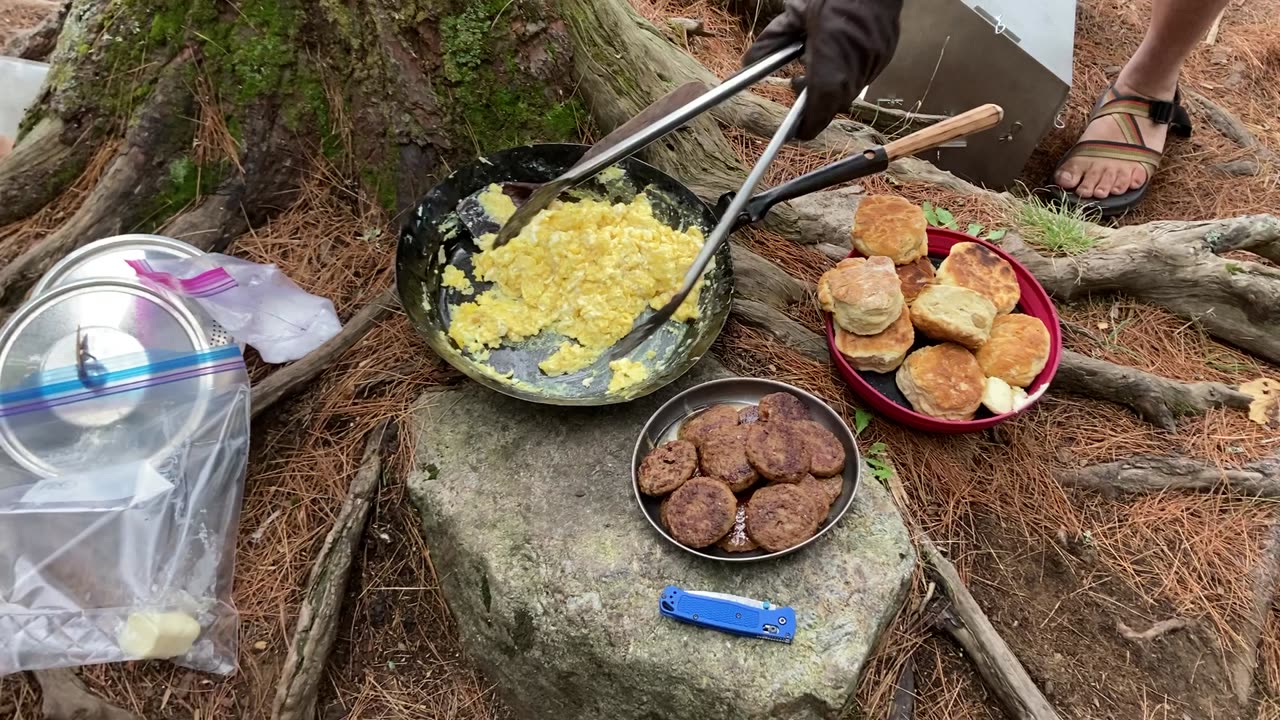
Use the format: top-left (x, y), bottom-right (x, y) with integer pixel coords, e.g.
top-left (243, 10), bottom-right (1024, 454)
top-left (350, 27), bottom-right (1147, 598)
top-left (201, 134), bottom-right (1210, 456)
top-left (631, 377), bottom-right (861, 562)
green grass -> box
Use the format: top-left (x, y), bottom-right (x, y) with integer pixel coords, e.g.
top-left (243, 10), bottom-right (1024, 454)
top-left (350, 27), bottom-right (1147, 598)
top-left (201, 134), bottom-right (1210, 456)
top-left (1014, 193), bottom-right (1100, 256)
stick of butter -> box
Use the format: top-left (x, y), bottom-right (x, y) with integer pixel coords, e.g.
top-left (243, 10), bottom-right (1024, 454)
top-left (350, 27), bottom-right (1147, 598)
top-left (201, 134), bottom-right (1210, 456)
top-left (117, 611), bottom-right (201, 659)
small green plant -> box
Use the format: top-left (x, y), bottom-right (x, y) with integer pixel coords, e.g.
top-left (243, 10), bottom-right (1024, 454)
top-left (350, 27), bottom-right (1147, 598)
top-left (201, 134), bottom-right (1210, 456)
top-left (1014, 193), bottom-right (1099, 256)
top-left (1225, 262), bottom-right (1244, 275)
top-left (921, 202), bottom-right (1007, 241)
top-left (853, 407), bottom-right (873, 435)
top-left (864, 442), bottom-right (894, 483)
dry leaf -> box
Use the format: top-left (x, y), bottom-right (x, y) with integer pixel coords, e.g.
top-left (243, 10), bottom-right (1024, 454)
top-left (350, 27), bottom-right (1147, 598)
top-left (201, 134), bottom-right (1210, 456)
top-left (1240, 378), bottom-right (1280, 430)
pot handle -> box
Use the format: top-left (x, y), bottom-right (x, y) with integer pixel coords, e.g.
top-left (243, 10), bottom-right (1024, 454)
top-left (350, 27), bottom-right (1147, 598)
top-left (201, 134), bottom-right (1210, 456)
top-left (720, 104), bottom-right (1005, 230)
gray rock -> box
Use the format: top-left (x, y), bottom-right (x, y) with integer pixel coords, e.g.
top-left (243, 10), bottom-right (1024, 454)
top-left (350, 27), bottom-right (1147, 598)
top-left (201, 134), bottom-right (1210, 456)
top-left (407, 360), bottom-right (915, 720)
top-left (789, 186), bottom-right (864, 246)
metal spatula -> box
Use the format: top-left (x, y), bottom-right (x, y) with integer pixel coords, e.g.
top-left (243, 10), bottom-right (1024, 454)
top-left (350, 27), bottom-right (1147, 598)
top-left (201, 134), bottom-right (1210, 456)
top-left (455, 80), bottom-right (709, 239)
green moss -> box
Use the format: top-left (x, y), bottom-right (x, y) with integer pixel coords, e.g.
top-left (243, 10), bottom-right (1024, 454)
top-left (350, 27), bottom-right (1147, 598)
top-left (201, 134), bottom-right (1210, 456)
top-left (361, 152), bottom-right (400, 214)
top-left (441, 0), bottom-right (507, 83)
top-left (138, 157), bottom-right (226, 231)
top-left (451, 68), bottom-right (582, 153)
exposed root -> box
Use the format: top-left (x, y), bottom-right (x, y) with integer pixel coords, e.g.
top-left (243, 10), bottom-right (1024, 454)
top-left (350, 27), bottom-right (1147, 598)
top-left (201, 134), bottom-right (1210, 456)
top-left (0, 117), bottom-right (89, 228)
top-left (1, 0), bottom-right (68, 60)
top-left (34, 668), bottom-right (138, 720)
top-left (1115, 617), bottom-right (1192, 643)
top-left (1057, 455), bottom-right (1280, 498)
top-left (1184, 90), bottom-right (1279, 164)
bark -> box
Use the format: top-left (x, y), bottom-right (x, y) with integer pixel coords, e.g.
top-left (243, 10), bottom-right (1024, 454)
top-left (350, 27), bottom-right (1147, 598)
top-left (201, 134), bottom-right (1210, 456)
top-left (1056, 456), bottom-right (1280, 498)
top-left (272, 422), bottom-right (393, 720)
top-left (34, 668), bottom-right (139, 720)
top-left (1229, 522), bottom-right (1280, 704)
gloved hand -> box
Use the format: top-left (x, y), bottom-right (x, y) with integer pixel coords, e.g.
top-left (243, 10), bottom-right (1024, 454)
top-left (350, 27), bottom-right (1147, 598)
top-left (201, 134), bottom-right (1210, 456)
top-left (743, 0), bottom-right (903, 141)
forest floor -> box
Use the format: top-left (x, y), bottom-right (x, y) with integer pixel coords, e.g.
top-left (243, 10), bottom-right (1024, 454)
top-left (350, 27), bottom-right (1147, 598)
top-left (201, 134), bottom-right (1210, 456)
top-left (2, 0), bottom-right (1280, 719)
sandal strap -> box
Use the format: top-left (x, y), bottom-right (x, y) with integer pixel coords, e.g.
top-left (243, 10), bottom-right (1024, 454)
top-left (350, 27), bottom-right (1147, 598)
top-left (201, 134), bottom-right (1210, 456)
top-left (1092, 93), bottom-right (1179, 126)
top-left (1060, 139), bottom-right (1163, 173)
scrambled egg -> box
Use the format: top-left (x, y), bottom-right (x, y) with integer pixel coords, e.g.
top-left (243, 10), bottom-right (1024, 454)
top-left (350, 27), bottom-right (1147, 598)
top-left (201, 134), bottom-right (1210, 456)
top-left (441, 265), bottom-right (473, 295)
top-left (477, 184), bottom-right (516, 223)
top-left (607, 359), bottom-right (649, 394)
top-left (447, 191), bottom-right (706, 391)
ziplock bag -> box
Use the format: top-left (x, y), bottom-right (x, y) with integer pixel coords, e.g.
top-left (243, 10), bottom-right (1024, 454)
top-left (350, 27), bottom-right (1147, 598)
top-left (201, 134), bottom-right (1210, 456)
top-left (0, 345), bottom-right (251, 675)
top-left (128, 254), bottom-right (342, 364)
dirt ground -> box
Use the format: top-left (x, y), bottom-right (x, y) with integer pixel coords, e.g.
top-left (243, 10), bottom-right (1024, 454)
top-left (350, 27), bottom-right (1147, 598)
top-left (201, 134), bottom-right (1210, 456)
top-left (2, 0), bottom-right (1280, 719)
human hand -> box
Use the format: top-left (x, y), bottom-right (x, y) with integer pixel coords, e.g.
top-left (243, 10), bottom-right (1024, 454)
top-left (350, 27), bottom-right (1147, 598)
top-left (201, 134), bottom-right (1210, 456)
top-left (742, 0), bottom-right (903, 141)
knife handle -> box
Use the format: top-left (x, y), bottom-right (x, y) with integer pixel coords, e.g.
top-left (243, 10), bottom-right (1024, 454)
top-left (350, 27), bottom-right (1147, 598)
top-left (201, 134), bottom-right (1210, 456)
top-left (658, 586), bottom-right (795, 642)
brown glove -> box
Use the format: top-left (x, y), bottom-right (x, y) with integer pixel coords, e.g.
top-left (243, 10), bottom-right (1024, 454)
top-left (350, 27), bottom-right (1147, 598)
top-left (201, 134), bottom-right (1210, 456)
top-left (743, 0), bottom-right (903, 141)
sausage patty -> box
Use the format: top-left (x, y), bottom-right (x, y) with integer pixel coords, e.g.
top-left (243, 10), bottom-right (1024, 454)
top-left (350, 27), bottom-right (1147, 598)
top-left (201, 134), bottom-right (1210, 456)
top-left (677, 404), bottom-right (740, 447)
top-left (745, 484), bottom-right (823, 552)
top-left (758, 392), bottom-right (811, 422)
top-left (637, 439), bottom-right (698, 496)
top-left (799, 420), bottom-right (847, 478)
top-left (744, 421), bottom-right (810, 483)
top-left (661, 477), bottom-right (737, 548)
top-left (698, 425), bottom-right (759, 493)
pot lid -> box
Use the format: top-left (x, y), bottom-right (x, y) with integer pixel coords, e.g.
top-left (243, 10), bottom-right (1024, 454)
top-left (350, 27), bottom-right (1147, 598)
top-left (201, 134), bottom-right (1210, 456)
top-left (0, 279), bottom-right (220, 477)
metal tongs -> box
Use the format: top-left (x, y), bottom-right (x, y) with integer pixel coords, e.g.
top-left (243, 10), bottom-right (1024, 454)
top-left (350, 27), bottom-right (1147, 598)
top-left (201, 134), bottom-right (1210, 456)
top-left (486, 42), bottom-right (806, 248)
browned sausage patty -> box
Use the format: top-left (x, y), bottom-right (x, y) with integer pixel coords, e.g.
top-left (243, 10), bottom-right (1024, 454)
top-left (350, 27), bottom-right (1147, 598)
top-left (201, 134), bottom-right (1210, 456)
top-left (744, 421), bottom-right (810, 483)
top-left (799, 420), bottom-right (847, 478)
top-left (661, 477), bottom-right (737, 548)
top-left (801, 473), bottom-right (843, 509)
top-left (738, 405), bottom-right (761, 424)
top-left (745, 484), bottom-right (823, 552)
top-left (677, 404), bottom-right (740, 447)
top-left (637, 440), bottom-right (698, 496)
top-left (758, 392), bottom-right (810, 422)
top-left (716, 502), bottom-right (759, 553)
top-left (698, 426), bottom-right (759, 493)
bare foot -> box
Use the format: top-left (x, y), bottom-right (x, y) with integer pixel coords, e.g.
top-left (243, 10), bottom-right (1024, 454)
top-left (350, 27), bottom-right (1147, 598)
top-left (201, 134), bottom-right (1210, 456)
top-left (0, 134), bottom-right (12, 160)
top-left (1054, 77), bottom-right (1176, 200)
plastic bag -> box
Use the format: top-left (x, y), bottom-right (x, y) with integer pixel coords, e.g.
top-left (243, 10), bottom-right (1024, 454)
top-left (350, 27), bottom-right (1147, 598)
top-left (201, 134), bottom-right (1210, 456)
top-left (128, 254), bottom-right (342, 364)
top-left (0, 346), bottom-right (251, 675)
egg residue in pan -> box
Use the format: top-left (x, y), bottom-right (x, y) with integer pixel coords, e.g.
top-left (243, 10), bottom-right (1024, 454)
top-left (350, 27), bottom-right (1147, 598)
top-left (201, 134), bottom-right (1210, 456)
top-left (445, 184), bottom-right (707, 392)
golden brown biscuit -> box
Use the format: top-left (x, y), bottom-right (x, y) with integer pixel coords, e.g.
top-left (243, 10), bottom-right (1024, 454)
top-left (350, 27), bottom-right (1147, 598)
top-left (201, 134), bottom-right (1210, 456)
top-left (745, 484), bottom-right (824, 552)
top-left (851, 195), bottom-right (928, 265)
top-left (677, 405), bottom-right (739, 447)
top-left (975, 313), bottom-right (1051, 388)
top-left (896, 344), bottom-right (986, 421)
top-left (758, 392), bottom-right (810, 422)
top-left (637, 440), bottom-right (698, 496)
top-left (911, 284), bottom-right (997, 350)
top-left (744, 422), bottom-right (809, 483)
top-left (817, 255), bottom-right (904, 336)
top-left (936, 241), bottom-right (1021, 314)
top-left (698, 426), bottom-right (759, 493)
top-left (834, 307), bottom-right (914, 373)
top-left (662, 477), bottom-right (737, 548)
top-left (896, 256), bottom-right (936, 303)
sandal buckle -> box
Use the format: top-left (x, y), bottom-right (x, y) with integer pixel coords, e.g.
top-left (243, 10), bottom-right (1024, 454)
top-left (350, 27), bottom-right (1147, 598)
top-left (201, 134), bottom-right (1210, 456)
top-left (1147, 100), bottom-right (1176, 125)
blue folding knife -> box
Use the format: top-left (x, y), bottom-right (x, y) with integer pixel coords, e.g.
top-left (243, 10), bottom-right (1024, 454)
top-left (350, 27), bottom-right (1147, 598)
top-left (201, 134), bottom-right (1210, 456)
top-left (658, 585), bottom-right (796, 643)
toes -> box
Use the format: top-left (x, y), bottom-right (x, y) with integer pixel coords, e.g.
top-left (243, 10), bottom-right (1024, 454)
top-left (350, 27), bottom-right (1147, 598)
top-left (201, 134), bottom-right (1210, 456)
top-left (1130, 166), bottom-right (1148, 190)
top-left (1055, 163), bottom-right (1081, 190)
top-left (1097, 168), bottom-right (1118, 199)
top-left (1075, 165), bottom-right (1105, 199)
top-left (1111, 173), bottom-right (1130, 196)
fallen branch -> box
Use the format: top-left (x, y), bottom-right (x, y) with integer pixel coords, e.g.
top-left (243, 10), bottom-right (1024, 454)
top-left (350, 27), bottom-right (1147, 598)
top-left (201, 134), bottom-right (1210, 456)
top-left (1116, 617), bottom-right (1192, 643)
top-left (666, 17), bottom-right (714, 37)
top-left (251, 289), bottom-right (397, 419)
top-left (34, 668), bottom-right (139, 720)
top-left (1184, 90), bottom-right (1277, 163)
top-left (1229, 523), bottom-right (1280, 704)
top-left (1056, 456), bottom-right (1280, 498)
top-left (272, 421), bottom-right (394, 720)
top-left (918, 532), bottom-right (1062, 719)
top-left (1052, 350), bottom-right (1252, 431)
top-left (763, 76), bottom-right (948, 137)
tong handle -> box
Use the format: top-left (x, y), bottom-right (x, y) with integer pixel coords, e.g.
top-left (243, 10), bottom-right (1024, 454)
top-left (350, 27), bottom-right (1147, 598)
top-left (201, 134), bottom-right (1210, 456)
top-left (884, 103), bottom-right (1004, 160)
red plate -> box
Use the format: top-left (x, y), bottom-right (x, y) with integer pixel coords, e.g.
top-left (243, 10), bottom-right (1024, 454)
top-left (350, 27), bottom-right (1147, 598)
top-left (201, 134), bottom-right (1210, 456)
top-left (824, 227), bottom-right (1063, 434)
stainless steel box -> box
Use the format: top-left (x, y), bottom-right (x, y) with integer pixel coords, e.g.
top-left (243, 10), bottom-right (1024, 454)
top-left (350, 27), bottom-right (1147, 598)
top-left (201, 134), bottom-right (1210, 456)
top-left (866, 0), bottom-right (1077, 189)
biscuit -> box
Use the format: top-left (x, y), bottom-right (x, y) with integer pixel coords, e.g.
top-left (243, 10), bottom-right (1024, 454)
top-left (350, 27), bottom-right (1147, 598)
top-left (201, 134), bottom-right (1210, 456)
top-left (911, 284), bottom-right (997, 350)
top-left (677, 404), bottom-right (739, 447)
top-left (716, 502), bottom-right (759, 553)
top-left (976, 313), bottom-right (1051, 388)
top-left (896, 256), bottom-right (936, 303)
top-left (797, 420), bottom-right (846, 477)
top-left (745, 483), bottom-right (824, 552)
top-left (834, 307), bottom-right (914, 373)
top-left (851, 195), bottom-right (928, 265)
top-left (661, 477), bottom-right (737, 548)
top-left (698, 426), bottom-right (759, 493)
top-left (981, 376), bottom-right (1030, 416)
top-left (744, 421), bottom-right (810, 483)
top-left (637, 440), bottom-right (698, 496)
top-left (818, 256), bottom-right (905, 336)
top-left (758, 392), bottom-right (810, 422)
top-left (936, 241), bottom-right (1021, 314)
top-left (895, 343), bottom-right (986, 421)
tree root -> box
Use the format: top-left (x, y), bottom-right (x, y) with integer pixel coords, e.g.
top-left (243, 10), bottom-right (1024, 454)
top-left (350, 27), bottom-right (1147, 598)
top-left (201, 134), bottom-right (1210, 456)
top-left (1184, 90), bottom-right (1279, 165)
top-left (1228, 522), bottom-right (1280, 704)
top-left (272, 421), bottom-right (394, 720)
top-left (1056, 456), bottom-right (1280, 498)
top-left (33, 668), bottom-right (138, 720)
top-left (1115, 617), bottom-right (1192, 643)
top-left (251, 289), bottom-right (397, 419)
top-left (1, 0), bottom-right (68, 60)
top-left (1052, 350), bottom-right (1251, 431)
top-left (0, 117), bottom-right (88, 228)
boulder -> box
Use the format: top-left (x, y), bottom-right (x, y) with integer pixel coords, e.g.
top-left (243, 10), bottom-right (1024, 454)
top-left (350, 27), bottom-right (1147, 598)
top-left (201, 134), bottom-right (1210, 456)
top-left (407, 360), bottom-right (915, 720)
